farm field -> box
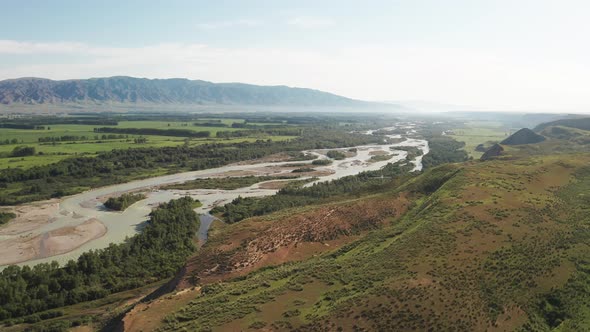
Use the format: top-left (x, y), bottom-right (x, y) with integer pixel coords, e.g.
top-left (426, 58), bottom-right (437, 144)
top-left (0, 119), bottom-right (297, 169)
top-left (449, 121), bottom-right (510, 158)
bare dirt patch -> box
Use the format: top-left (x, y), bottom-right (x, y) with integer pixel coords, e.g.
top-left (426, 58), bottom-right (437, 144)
top-left (0, 199), bottom-right (60, 235)
top-left (179, 194), bottom-right (410, 285)
top-left (123, 287), bottom-right (201, 332)
top-left (0, 218), bottom-right (107, 266)
top-left (41, 218), bottom-right (107, 257)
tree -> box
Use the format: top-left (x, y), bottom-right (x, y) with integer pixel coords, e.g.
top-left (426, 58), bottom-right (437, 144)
top-left (10, 146), bottom-right (35, 157)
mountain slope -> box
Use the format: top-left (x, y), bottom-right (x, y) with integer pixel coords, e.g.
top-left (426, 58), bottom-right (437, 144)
top-left (540, 126), bottom-right (590, 145)
top-left (0, 77), bottom-right (369, 107)
top-left (534, 117), bottom-right (590, 132)
top-left (480, 143), bottom-right (504, 160)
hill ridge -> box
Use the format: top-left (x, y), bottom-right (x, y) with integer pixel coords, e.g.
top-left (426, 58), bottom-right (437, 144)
top-left (534, 117), bottom-right (590, 132)
top-left (501, 128), bottom-right (545, 145)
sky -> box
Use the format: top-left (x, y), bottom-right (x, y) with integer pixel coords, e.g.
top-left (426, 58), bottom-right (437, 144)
top-left (0, 0), bottom-right (589, 111)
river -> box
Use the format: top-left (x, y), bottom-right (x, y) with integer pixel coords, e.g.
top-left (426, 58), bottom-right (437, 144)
top-left (0, 124), bottom-right (428, 267)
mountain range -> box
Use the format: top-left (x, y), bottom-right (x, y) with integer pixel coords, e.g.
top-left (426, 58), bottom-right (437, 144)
top-left (0, 76), bottom-right (371, 107)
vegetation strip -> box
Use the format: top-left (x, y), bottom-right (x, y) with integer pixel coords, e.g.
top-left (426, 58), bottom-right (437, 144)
top-left (0, 197), bottom-right (199, 325)
top-left (104, 193), bottom-right (147, 211)
top-left (0, 129), bottom-right (384, 205)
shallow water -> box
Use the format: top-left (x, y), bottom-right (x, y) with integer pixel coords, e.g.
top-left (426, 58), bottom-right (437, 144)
top-left (3, 124), bottom-right (428, 267)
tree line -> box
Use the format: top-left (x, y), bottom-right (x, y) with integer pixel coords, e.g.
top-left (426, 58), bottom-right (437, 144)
top-left (215, 127), bottom-right (303, 138)
top-left (0, 197), bottom-right (199, 324)
top-left (193, 122), bottom-right (228, 127)
top-left (211, 162), bottom-right (414, 223)
top-left (38, 134), bottom-right (128, 143)
top-left (421, 136), bottom-right (469, 168)
top-left (211, 136), bottom-right (469, 223)
top-left (93, 127), bottom-right (211, 138)
top-left (0, 139), bottom-right (20, 145)
top-left (0, 119), bottom-right (118, 129)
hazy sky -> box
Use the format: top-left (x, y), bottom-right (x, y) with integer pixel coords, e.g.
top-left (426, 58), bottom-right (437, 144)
top-left (0, 0), bottom-right (589, 111)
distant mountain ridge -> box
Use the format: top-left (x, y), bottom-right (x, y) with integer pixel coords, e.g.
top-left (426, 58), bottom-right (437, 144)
top-left (0, 76), bottom-right (371, 107)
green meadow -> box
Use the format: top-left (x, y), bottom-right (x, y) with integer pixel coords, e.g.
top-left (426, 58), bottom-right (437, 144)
top-left (0, 120), bottom-right (294, 169)
top-left (449, 121), bottom-right (509, 158)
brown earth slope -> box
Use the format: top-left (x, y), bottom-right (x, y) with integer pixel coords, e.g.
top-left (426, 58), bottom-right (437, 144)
top-left (121, 193), bottom-right (411, 331)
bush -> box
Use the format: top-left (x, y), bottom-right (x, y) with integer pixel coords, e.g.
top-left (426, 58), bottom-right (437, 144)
top-left (104, 193), bottom-right (146, 211)
top-left (0, 212), bottom-right (15, 225)
top-left (10, 146), bottom-right (35, 157)
top-left (327, 150), bottom-right (346, 160)
top-left (292, 168), bottom-right (315, 173)
top-left (312, 159), bottom-right (332, 166)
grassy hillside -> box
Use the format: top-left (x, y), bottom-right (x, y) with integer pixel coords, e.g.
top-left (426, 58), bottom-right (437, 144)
top-left (139, 153), bottom-right (590, 331)
top-left (500, 128), bottom-right (546, 145)
top-left (540, 126), bottom-right (590, 145)
top-left (534, 117), bottom-right (590, 132)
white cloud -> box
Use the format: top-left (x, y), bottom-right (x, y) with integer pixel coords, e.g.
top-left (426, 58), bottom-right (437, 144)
top-left (0, 40), bottom-right (91, 55)
top-left (0, 40), bottom-right (589, 111)
top-left (287, 16), bottom-right (335, 28)
top-left (196, 19), bottom-right (262, 30)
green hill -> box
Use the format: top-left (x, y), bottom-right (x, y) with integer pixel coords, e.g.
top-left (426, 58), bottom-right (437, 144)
top-left (480, 143), bottom-right (504, 160)
top-left (534, 117), bottom-right (590, 132)
top-left (500, 128), bottom-right (545, 145)
top-left (540, 125), bottom-right (590, 145)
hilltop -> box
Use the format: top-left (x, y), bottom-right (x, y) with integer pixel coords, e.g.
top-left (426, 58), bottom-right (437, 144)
top-left (0, 76), bottom-right (372, 107)
top-left (480, 143), bottom-right (504, 160)
top-left (500, 128), bottom-right (545, 145)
